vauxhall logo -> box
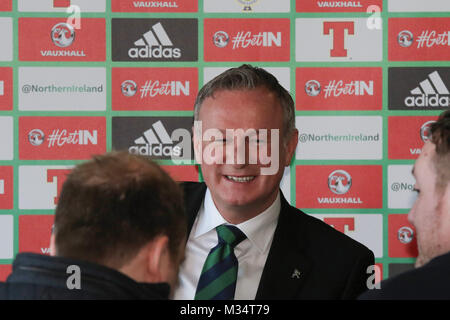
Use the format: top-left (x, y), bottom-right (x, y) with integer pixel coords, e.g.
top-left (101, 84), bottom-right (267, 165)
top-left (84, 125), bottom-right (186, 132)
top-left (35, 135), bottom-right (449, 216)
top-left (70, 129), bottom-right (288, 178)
top-left (398, 226), bottom-right (414, 244)
top-left (42, 22), bottom-right (86, 57)
top-left (317, 170), bottom-right (363, 204)
top-left (405, 71), bottom-right (449, 108)
top-left (132, 1), bottom-right (179, 8)
top-left (420, 121), bottom-right (435, 142)
top-left (51, 23), bottom-right (74, 48)
top-left (121, 80), bottom-right (138, 97)
top-left (397, 30), bottom-right (414, 48)
top-left (409, 120), bottom-right (436, 156)
top-left (328, 170), bottom-right (352, 195)
top-left (28, 129), bottom-right (45, 146)
top-left (317, 1), bottom-right (364, 8)
top-left (305, 80), bottom-right (321, 97)
top-left (128, 22), bottom-right (181, 59)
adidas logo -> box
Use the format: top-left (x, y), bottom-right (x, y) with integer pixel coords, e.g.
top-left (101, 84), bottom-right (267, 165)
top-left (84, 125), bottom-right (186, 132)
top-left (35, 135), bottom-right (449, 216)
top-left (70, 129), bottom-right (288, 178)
top-left (405, 71), bottom-right (449, 107)
top-left (128, 22), bottom-right (181, 59)
top-left (0, 81), bottom-right (4, 96)
top-left (128, 120), bottom-right (183, 157)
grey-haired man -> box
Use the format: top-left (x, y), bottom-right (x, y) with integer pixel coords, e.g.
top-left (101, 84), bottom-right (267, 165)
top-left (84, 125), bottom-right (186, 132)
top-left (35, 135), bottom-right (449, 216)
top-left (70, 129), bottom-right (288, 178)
top-left (174, 64), bottom-right (375, 300)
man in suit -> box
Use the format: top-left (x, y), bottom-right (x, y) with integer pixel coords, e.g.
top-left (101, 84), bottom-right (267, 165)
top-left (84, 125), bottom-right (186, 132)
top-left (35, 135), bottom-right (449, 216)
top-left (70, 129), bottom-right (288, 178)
top-left (360, 110), bottom-right (450, 300)
top-left (173, 64), bottom-right (375, 300)
top-left (0, 152), bottom-right (187, 299)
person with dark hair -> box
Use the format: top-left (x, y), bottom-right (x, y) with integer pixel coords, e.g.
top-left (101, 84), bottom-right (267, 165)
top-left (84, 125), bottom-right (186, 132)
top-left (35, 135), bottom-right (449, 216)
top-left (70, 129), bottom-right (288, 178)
top-left (0, 152), bottom-right (187, 300)
top-left (173, 64), bottom-right (375, 300)
top-left (360, 110), bottom-right (450, 300)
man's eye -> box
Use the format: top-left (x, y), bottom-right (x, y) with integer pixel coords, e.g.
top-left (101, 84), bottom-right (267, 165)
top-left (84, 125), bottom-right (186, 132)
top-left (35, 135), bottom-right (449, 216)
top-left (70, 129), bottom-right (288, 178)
top-left (413, 188), bottom-right (420, 194)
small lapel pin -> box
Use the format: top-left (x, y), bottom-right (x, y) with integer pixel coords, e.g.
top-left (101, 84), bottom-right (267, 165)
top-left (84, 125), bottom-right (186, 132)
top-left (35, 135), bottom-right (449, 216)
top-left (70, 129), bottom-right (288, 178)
top-left (291, 269), bottom-right (301, 279)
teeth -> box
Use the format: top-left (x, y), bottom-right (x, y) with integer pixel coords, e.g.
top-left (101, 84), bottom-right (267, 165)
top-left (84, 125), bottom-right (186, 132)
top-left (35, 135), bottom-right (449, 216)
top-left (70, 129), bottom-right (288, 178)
top-left (226, 175), bottom-right (255, 182)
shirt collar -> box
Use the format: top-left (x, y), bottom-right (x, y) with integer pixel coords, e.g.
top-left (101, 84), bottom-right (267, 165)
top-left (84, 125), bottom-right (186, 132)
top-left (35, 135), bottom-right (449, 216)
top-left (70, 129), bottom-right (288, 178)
top-left (194, 188), bottom-right (281, 254)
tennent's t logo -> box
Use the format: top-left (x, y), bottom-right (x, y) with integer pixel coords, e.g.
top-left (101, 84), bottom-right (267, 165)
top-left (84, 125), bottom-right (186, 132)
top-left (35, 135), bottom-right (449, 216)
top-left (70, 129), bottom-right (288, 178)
top-left (324, 217), bottom-right (355, 234)
top-left (54, 0), bottom-right (71, 8)
top-left (47, 169), bottom-right (71, 205)
top-left (323, 21), bottom-right (355, 57)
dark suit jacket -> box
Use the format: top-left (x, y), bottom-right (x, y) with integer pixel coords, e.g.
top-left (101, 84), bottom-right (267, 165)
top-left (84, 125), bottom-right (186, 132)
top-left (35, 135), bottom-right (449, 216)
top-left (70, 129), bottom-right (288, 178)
top-left (182, 182), bottom-right (375, 300)
top-left (359, 251), bottom-right (450, 300)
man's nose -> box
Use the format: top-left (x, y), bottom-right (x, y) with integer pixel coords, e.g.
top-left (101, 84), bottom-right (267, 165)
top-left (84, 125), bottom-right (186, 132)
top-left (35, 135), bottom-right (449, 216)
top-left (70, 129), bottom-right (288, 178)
top-left (231, 137), bottom-right (251, 167)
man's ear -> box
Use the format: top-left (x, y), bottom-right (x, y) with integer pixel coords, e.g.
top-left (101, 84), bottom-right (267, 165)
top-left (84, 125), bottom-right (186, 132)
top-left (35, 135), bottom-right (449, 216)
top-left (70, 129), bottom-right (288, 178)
top-left (284, 128), bottom-right (298, 167)
top-left (49, 234), bottom-right (56, 256)
top-left (145, 235), bottom-right (170, 283)
top-left (442, 183), bottom-right (450, 224)
top-left (192, 123), bottom-right (203, 164)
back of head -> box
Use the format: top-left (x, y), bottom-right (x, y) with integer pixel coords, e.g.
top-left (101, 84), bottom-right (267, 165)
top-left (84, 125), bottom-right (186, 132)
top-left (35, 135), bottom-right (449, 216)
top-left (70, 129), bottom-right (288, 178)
top-left (430, 110), bottom-right (450, 191)
top-left (53, 151), bottom-right (186, 270)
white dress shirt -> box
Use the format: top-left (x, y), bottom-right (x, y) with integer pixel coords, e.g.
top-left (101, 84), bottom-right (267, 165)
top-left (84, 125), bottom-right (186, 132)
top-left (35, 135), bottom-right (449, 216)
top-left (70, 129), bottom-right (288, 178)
top-left (173, 188), bottom-right (281, 300)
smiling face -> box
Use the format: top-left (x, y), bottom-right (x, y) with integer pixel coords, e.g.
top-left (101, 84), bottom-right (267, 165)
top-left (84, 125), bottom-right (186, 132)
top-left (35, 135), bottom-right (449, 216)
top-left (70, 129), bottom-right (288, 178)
top-left (408, 141), bottom-right (450, 267)
top-left (194, 87), bottom-right (297, 223)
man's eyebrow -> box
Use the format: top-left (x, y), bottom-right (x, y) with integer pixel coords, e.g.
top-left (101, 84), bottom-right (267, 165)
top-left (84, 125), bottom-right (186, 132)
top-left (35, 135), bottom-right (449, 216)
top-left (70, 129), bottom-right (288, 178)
top-left (411, 166), bottom-right (415, 176)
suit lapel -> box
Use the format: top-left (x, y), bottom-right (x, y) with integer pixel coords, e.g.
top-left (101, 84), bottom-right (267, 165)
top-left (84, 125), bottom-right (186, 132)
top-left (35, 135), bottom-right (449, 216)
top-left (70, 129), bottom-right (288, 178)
top-left (255, 194), bottom-right (312, 300)
top-left (182, 182), bottom-right (207, 233)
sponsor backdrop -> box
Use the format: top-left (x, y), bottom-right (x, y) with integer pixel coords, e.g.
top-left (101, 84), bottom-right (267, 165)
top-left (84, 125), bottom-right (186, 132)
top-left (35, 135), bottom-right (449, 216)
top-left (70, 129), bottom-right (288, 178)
top-left (0, 0), bottom-right (449, 285)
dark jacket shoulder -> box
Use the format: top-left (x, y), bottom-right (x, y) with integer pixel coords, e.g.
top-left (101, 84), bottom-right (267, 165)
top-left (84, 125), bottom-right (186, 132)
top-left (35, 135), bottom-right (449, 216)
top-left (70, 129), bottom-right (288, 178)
top-left (359, 252), bottom-right (450, 300)
top-left (0, 253), bottom-right (170, 300)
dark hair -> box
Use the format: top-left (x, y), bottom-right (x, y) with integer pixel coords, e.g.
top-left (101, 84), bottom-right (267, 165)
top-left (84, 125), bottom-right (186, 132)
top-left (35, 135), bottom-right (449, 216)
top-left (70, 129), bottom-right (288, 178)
top-left (54, 151), bottom-right (186, 269)
top-left (430, 109), bottom-right (450, 190)
top-left (194, 64), bottom-right (295, 141)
